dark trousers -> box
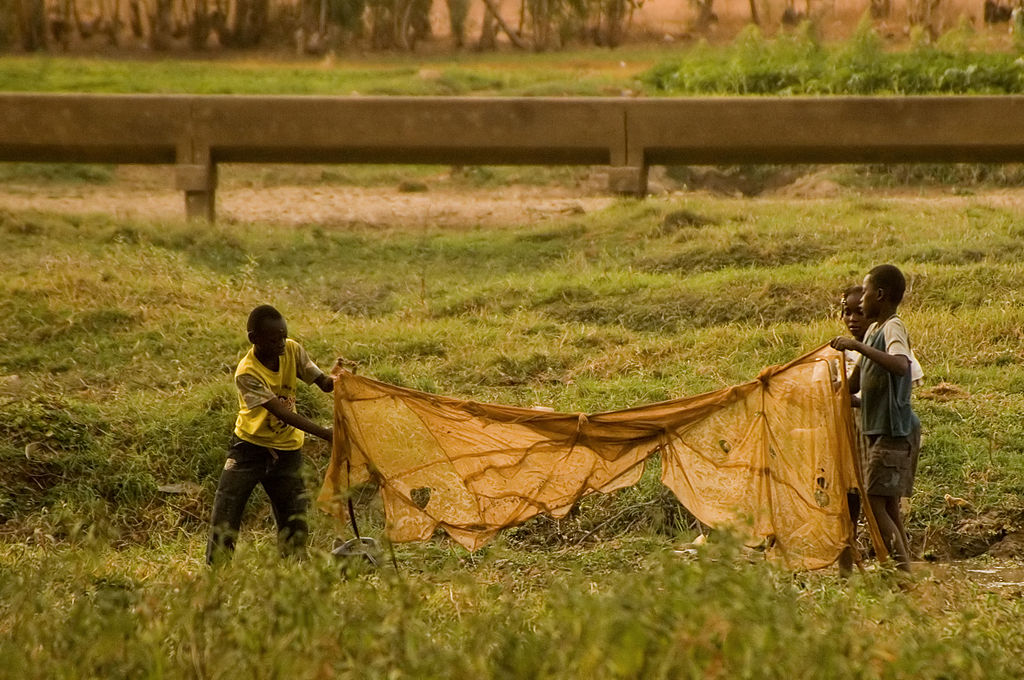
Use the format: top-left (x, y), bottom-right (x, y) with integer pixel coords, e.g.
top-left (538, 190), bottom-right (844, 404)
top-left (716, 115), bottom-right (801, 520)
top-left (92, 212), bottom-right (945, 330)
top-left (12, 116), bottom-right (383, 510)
top-left (206, 436), bottom-right (309, 564)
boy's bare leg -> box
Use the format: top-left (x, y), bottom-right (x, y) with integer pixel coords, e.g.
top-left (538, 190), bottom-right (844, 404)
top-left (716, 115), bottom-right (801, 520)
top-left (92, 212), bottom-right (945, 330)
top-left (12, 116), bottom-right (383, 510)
top-left (889, 496), bottom-right (912, 561)
top-left (868, 494), bottom-right (911, 572)
top-left (838, 546), bottom-right (855, 576)
top-left (838, 491), bottom-right (861, 577)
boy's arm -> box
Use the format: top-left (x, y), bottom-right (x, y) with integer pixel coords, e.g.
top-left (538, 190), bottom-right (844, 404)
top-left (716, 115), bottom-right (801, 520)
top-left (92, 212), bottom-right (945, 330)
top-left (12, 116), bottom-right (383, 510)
top-left (830, 337), bottom-right (909, 376)
top-left (262, 397), bottom-right (332, 443)
top-left (294, 343), bottom-right (334, 394)
top-left (314, 374), bottom-right (334, 393)
top-left (848, 363), bottom-right (861, 395)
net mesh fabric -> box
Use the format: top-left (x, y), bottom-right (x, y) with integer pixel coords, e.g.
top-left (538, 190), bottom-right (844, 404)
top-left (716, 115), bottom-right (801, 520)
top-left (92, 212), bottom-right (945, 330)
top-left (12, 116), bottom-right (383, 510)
top-left (318, 344), bottom-right (868, 569)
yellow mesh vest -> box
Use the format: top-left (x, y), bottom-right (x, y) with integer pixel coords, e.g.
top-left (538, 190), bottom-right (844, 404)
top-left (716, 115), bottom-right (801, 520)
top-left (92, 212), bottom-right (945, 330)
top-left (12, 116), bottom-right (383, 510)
top-left (233, 339), bottom-right (304, 450)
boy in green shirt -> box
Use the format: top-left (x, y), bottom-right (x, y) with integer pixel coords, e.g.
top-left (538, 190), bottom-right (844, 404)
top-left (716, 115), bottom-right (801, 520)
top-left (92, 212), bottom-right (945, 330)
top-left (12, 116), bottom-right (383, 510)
top-left (206, 305), bottom-right (334, 564)
top-left (831, 265), bottom-right (920, 573)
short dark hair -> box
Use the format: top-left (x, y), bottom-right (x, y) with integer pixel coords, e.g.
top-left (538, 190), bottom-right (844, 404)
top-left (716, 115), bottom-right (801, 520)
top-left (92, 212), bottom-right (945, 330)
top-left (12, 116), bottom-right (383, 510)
top-left (867, 264), bottom-right (906, 304)
top-left (247, 305), bottom-right (283, 334)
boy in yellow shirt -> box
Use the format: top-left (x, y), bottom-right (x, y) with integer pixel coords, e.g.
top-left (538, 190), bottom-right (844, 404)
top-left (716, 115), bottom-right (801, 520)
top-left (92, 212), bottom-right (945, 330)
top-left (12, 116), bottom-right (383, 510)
top-left (206, 305), bottom-right (334, 564)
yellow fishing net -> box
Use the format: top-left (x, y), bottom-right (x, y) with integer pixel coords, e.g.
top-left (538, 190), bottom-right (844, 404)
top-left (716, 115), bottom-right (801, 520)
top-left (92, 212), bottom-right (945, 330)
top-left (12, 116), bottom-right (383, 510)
top-left (318, 344), bottom-right (873, 570)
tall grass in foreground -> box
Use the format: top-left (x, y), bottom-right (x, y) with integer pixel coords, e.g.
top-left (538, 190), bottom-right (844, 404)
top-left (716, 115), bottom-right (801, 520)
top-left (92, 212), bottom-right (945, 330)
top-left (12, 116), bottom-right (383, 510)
top-left (3, 536), bottom-right (1024, 679)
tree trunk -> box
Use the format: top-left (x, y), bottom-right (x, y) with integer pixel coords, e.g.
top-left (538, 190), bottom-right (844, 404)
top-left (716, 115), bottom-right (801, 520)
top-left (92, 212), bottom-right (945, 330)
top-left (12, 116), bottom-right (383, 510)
top-left (148, 0), bottom-right (174, 49)
top-left (476, 0), bottom-right (496, 49)
top-left (368, 0), bottom-right (396, 48)
top-left (602, 0), bottom-right (626, 47)
top-left (869, 0), bottom-right (890, 17)
top-left (395, 0), bottom-right (413, 49)
top-left (104, 0), bottom-right (122, 45)
top-left (248, 0), bottom-right (269, 45)
top-left (17, 0), bottom-right (47, 50)
top-left (692, 0), bottom-right (716, 30)
top-left (480, 0), bottom-right (526, 48)
top-left (189, 0), bottom-right (212, 47)
top-left (51, 0), bottom-right (73, 49)
top-left (127, 0), bottom-right (144, 37)
top-left (446, 0), bottom-right (468, 47)
top-left (528, 0), bottom-right (550, 51)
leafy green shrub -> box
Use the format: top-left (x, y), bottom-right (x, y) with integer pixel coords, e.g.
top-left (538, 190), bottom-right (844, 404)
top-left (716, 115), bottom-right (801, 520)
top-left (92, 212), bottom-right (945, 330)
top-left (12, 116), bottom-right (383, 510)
top-left (643, 21), bottom-right (1024, 95)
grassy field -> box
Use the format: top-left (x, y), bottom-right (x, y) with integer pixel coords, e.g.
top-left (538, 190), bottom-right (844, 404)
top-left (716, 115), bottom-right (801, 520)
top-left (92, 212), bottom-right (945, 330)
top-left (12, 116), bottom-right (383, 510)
top-left (3, 188), bottom-right (1024, 676)
top-left (4, 33), bottom-right (1024, 677)
top-left (0, 46), bottom-right (660, 96)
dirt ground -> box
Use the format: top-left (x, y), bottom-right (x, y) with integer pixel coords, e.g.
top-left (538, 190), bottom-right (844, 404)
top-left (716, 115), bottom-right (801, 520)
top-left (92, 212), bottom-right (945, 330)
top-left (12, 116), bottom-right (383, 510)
top-left (0, 181), bottom-right (619, 228)
top-left (4, 164), bottom-right (1024, 227)
top-left (0, 166), bottom-right (621, 228)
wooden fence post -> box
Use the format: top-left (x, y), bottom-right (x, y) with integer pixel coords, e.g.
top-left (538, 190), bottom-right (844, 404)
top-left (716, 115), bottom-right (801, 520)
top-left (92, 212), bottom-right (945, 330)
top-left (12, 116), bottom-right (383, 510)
top-left (175, 147), bottom-right (217, 222)
top-left (607, 166), bottom-right (648, 196)
top-left (607, 104), bottom-right (648, 196)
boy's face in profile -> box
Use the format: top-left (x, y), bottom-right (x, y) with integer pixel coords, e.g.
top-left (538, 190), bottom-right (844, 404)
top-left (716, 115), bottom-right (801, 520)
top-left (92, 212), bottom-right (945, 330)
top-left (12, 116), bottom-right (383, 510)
top-left (861, 274), bottom-right (882, 319)
top-left (842, 292), bottom-right (866, 340)
top-left (250, 316), bottom-right (288, 356)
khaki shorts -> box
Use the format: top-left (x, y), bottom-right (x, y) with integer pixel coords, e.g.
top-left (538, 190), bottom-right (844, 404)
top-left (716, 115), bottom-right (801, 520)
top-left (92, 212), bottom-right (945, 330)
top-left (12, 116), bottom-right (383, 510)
top-left (864, 424), bottom-right (921, 498)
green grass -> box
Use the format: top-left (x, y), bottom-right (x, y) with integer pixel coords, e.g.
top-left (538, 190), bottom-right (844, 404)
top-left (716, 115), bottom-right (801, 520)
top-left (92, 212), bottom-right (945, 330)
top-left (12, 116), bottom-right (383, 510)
top-left (0, 162), bottom-right (116, 183)
top-left (0, 46), bottom-right (661, 95)
top-left (2, 195), bottom-right (1024, 538)
top-left (3, 193), bottom-right (1024, 675)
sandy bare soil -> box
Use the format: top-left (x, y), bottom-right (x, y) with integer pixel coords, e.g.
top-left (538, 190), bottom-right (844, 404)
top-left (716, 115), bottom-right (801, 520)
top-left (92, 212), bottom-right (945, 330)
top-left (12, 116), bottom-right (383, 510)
top-left (0, 162), bottom-right (620, 228)
top-left (0, 182), bottom-right (615, 228)
top-left (3, 164), bottom-right (1024, 227)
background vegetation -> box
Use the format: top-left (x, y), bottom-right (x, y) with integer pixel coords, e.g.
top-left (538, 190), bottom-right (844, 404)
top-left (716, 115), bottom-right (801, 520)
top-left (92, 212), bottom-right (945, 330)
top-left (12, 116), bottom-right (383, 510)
top-left (3, 22), bottom-right (1024, 96)
top-left (2, 0), bottom-right (640, 53)
top-left (2, 0), bottom-right (1024, 55)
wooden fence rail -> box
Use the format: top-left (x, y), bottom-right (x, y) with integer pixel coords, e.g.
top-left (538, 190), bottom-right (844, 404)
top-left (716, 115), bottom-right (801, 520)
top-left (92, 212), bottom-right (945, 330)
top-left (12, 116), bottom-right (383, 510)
top-left (3, 94), bottom-right (1024, 221)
